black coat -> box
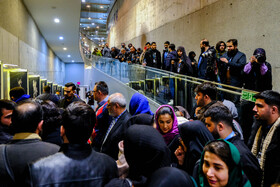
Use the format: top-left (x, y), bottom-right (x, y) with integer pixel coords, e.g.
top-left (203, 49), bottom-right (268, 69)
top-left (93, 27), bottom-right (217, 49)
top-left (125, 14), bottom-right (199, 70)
top-left (243, 61), bottom-right (272, 92)
top-left (145, 49), bottom-right (161, 68)
top-left (220, 50), bottom-right (246, 87)
top-left (37, 93), bottom-right (59, 104)
top-left (0, 137), bottom-right (59, 186)
top-left (27, 144), bottom-right (118, 186)
top-left (100, 110), bottom-right (131, 160)
top-left (228, 135), bottom-right (262, 187)
top-left (58, 96), bottom-right (84, 109)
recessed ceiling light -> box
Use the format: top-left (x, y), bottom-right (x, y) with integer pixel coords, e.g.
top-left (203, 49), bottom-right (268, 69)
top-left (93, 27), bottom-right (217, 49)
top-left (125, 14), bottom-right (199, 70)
top-left (81, 0), bottom-right (85, 2)
top-left (54, 18), bottom-right (60, 23)
top-left (72, 60), bottom-right (75, 62)
top-left (86, 5), bottom-right (90, 8)
top-left (88, 17), bottom-right (91, 20)
top-left (59, 36), bottom-right (64, 40)
top-left (99, 18), bottom-right (102, 20)
top-left (96, 26), bottom-right (99, 29)
top-left (63, 47), bottom-right (67, 50)
top-left (67, 55), bottom-right (71, 57)
top-left (87, 26), bottom-right (90, 29)
top-left (100, 6), bottom-right (104, 8)
top-left (91, 23), bottom-right (95, 25)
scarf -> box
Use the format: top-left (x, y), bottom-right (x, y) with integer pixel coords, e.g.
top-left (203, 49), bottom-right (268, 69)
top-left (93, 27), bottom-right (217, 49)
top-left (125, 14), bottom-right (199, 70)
top-left (155, 105), bottom-right (179, 145)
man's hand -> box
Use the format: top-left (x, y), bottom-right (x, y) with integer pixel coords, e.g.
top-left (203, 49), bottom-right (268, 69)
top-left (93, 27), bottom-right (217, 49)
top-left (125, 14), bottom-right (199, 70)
top-left (220, 57), bottom-right (228, 63)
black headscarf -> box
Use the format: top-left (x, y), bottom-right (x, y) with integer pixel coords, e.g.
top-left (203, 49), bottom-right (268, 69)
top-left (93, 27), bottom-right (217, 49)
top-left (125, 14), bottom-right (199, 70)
top-left (125, 113), bottom-right (154, 127)
top-left (124, 125), bottom-right (171, 180)
top-left (147, 167), bottom-right (197, 187)
top-left (179, 120), bottom-right (214, 174)
top-left (177, 46), bottom-right (193, 75)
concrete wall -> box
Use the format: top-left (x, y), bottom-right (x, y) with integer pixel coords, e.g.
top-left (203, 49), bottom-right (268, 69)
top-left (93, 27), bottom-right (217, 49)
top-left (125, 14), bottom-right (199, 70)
top-left (0, 0), bottom-right (65, 85)
top-left (108, 0), bottom-right (280, 91)
top-left (65, 63), bottom-right (84, 85)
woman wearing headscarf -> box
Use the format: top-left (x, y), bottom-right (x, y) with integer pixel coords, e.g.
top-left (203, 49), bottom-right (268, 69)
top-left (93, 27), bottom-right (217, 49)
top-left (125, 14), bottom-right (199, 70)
top-left (129, 92), bottom-right (154, 116)
top-left (155, 105), bottom-right (180, 163)
top-left (176, 46), bottom-right (193, 76)
top-left (175, 120), bottom-right (214, 175)
top-left (106, 125), bottom-right (171, 187)
top-left (243, 48), bottom-right (272, 92)
top-left (198, 139), bottom-right (251, 187)
top-left (147, 167), bottom-right (197, 187)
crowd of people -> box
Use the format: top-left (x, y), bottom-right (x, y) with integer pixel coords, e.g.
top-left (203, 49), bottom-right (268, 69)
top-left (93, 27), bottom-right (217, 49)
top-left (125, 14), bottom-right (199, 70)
top-left (0, 79), bottom-right (279, 187)
top-left (93, 39), bottom-right (272, 93)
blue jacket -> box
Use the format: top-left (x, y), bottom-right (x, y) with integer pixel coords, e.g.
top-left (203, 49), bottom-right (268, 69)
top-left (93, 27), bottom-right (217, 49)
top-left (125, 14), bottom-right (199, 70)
top-left (165, 51), bottom-right (177, 71)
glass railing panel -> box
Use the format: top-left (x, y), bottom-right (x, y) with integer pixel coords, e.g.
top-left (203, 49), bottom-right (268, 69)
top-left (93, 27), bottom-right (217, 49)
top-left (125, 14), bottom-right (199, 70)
top-left (90, 56), bottom-right (257, 119)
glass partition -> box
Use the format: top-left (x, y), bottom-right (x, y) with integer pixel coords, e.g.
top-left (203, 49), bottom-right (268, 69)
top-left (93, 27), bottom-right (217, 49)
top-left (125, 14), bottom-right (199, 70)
top-left (89, 56), bottom-right (258, 114)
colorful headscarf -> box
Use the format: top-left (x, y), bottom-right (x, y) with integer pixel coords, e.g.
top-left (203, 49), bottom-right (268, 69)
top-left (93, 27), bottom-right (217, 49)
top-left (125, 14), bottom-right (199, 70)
top-left (155, 105), bottom-right (179, 145)
top-left (129, 92), bottom-right (154, 116)
top-left (198, 139), bottom-right (251, 187)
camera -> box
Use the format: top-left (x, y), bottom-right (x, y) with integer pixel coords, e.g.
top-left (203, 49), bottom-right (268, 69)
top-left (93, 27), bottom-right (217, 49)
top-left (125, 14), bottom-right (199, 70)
top-left (254, 53), bottom-right (265, 63)
top-left (202, 46), bottom-right (216, 58)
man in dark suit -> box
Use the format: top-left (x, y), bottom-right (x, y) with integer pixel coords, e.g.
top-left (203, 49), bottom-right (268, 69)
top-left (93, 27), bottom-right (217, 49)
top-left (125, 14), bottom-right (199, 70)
top-left (58, 82), bottom-right (84, 109)
top-left (100, 93), bottom-right (131, 160)
top-left (0, 100), bottom-right (59, 186)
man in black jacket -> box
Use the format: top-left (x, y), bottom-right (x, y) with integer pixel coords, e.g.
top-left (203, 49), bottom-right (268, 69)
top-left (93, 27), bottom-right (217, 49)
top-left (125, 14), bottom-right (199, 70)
top-left (36, 85), bottom-right (59, 104)
top-left (250, 90), bottom-right (280, 187)
top-left (145, 42), bottom-right (161, 68)
top-left (27, 102), bottom-right (118, 186)
top-left (58, 82), bottom-right (84, 109)
top-left (220, 39), bottom-right (246, 87)
top-left (0, 100), bottom-right (59, 186)
top-left (100, 93), bottom-right (131, 160)
top-left (204, 105), bottom-right (262, 187)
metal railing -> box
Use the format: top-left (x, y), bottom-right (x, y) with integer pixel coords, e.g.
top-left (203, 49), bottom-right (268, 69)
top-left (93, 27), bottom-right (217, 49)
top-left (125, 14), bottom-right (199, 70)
top-left (86, 56), bottom-right (258, 113)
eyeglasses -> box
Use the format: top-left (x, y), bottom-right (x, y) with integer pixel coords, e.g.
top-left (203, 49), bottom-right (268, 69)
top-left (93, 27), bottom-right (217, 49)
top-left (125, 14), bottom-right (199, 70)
top-left (64, 90), bottom-right (71, 93)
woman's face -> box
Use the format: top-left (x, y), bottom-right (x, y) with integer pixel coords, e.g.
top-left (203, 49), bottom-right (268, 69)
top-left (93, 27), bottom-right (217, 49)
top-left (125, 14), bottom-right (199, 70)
top-left (157, 113), bottom-right (173, 134)
top-left (202, 151), bottom-right (229, 187)
top-left (177, 50), bottom-right (182, 57)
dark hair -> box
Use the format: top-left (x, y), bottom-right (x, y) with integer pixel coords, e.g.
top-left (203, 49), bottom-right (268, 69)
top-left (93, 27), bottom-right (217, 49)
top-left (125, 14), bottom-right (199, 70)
top-left (95, 81), bottom-right (108, 95)
top-left (194, 82), bottom-right (217, 101)
top-left (164, 41), bottom-right (170, 45)
top-left (227, 39), bottom-right (238, 46)
top-left (188, 51), bottom-right (196, 61)
top-left (9, 87), bottom-right (25, 99)
top-left (62, 102), bottom-right (96, 144)
top-left (216, 41), bottom-right (226, 51)
top-left (204, 105), bottom-right (233, 128)
top-left (156, 106), bottom-right (174, 120)
top-left (202, 40), bottom-right (209, 47)
top-left (254, 90), bottom-right (280, 113)
top-left (169, 44), bottom-right (175, 51)
top-left (12, 100), bottom-right (43, 133)
top-left (43, 85), bottom-right (51, 93)
top-left (0, 100), bottom-right (16, 117)
top-left (65, 82), bottom-right (76, 91)
top-left (145, 42), bottom-right (151, 46)
top-left (151, 42), bottom-right (156, 45)
top-left (41, 100), bottom-right (62, 137)
top-left (204, 140), bottom-right (234, 170)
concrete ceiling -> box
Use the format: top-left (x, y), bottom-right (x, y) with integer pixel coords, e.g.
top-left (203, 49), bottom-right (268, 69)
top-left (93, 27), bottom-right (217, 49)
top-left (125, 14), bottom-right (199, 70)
top-left (23, 0), bottom-right (114, 63)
